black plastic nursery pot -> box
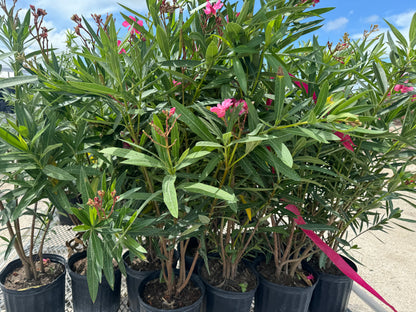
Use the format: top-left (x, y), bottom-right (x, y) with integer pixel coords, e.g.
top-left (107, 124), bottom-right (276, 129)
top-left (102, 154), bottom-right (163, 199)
top-left (138, 270), bottom-right (205, 312)
top-left (124, 249), bottom-right (181, 312)
top-left (67, 251), bottom-right (121, 312)
top-left (123, 250), bottom-right (157, 312)
top-left (307, 257), bottom-right (357, 312)
top-left (0, 253), bottom-right (66, 312)
top-left (254, 271), bottom-right (316, 312)
top-left (198, 261), bottom-right (258, 312)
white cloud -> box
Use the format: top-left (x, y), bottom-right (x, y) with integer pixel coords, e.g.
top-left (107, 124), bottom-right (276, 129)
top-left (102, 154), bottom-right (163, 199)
top-left (324, 17), bottom-right (349, 31)
top-left (388, 11), bottom-right (415, 28)
top-left (386, 10), bottom-right (416, 41)
top-left (365, 15), bottom-right (380, 24)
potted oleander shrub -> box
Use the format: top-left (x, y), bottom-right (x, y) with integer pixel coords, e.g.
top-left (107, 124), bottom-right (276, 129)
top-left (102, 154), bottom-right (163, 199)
top-left (297, 16), bottom-right (416, 312)
top-left (24, 0), bottom-right (413, 311)
top-left (0, 3), bottom-right (73, 311)
top-left (66, 171), bottom-right (149, 312)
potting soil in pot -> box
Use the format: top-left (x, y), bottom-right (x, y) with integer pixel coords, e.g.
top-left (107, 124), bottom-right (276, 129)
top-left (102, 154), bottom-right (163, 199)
top-left (200, 259), bottom-right (257, 292)
top-left (2, 258), bottom-right (65, 290)
top-left (142, 275), bottom-right (202, 309)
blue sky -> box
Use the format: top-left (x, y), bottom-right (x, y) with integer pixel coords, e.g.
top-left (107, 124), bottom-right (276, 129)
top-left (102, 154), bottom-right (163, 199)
top-left (3, 0), bottom-right (416, 51)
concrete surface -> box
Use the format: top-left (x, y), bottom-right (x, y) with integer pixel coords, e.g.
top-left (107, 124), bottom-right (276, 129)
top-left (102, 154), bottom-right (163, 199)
top-left (347, 195), bottom-right (416, 312)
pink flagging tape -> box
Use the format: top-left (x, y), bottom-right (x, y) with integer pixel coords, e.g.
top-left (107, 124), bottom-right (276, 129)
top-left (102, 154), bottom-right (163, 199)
top-left (285, 204), bottom-right (397, 312)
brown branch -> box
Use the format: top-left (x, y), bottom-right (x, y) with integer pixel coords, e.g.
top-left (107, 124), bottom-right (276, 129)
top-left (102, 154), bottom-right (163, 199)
top-left (28, 202), bottom-right (38, 280)
top-left (176, 249), bottom-right (199, 295)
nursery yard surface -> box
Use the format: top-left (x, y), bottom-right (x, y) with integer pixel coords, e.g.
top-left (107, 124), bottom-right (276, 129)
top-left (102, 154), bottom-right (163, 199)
top-left (347, 191), bottom-right (416, 312)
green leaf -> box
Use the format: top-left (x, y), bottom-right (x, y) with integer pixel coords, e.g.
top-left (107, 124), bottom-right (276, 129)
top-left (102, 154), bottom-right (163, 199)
top-left (206, 41), bottom-right (218, 64)
top-left (372, 63), bottom-right (388, 94)
top-left (90, 232), bottom-right (104, 268)
top-left (0, 76), bottom-right (38, 89)
top-left (162, 175), bottom-right (178, 218)
top-left (172, 99), bottom-right (215, 142)
top-left (73, 225), bottom-right (91, 232)
top-left (101, 147), bottom-right (163, 168)
top-left (233, 58), bottom-right (247, 94)
top-left (0, 127), bottom-right (28, 151)
top-left (330, 91), bottom-right (369, 115)
top-left (156, 25), bottom-right (170, 58)
top-left (87, 243), bottom-right (100, 303)
top-left (410, 13), bottom-right (416, 48)
top-left (269, 141), bottom-right (293, 168)
top-left (77, 167), bottom-right (95, 210)
top-left (176, 151), bottom-right (212, 170)
top-left (67, 81), bottom-right (116, 95)
top-left (102, 251), bottom-right (115, 289)
top-left (178, 183), bottom-right (237, 203)
top-left (0, 52), bottom-right (14, 62)
top-left (42, 165), bottom-right (76, 181)
top-left (274, 76), bottom-right (285, 122)
top-left (385, 19), bottom-right (408, 48)
top-left (314, 81), bottom-right (329, 116)
top-left (198, 215), bottom-right (210, 224)
top-left (195, 141), bottom-right (223, 148)
top-left (298, 224), bottom-right (338, 231)
top-left (40, 143), bottom-right (63, 159)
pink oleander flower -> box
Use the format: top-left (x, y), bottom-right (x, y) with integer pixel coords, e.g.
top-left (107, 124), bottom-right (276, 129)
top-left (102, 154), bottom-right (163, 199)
top-left (334, 131), bottom-right (356, 151)
top-left (211, 98), bottom-right (234, 118)
top-left (394, 84), bottom-right (414, 93)
top-left (172, 79), bottom-right (181, 86)
top-left (307, 274), bottom-right (314, 280)
top-left (117, 40), bottom-right (126, 54)
top-left (204, 0), bottom-right (223, 16)
top-left (210, 98), bottom-right (247, 118)
top-left (122, 16), bottom-right (143, 34)
top-left (266, 98), bottom-right (273, 106)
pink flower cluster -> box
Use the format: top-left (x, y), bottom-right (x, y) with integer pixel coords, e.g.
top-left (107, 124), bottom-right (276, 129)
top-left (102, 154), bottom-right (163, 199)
top-left (211, 98), bottom-right (248, 118)
top-left (392, 81), bottom-right (415, 101)
top-left (394, 84), bottom-right (413, 93)
top-left (204, 0), bottom-right (223, 16)
top-left (122, 16), bottom-right (143, 34)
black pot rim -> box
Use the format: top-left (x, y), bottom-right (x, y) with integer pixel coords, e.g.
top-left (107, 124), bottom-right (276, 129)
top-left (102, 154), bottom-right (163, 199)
top-left (138, 270), bottom-right (205, 311)
top-left (257, 271), bottom-right (318, 292)
top-left (302, 255), bottom-right (357, 279)
top-left (0, 253), bottom-right (66, 295)
top-left (67, 250), bottom-right (120, 281)
top-left (123, 250), bottom-right (158, 278)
